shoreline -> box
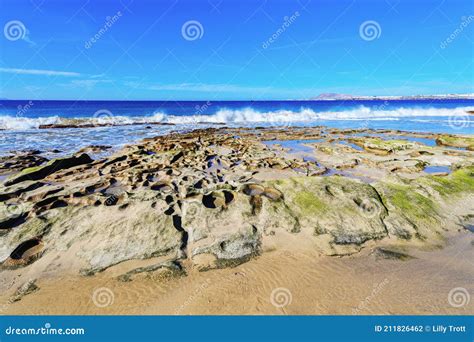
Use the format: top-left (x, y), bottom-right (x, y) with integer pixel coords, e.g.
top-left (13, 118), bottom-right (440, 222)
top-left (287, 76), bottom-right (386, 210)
top-left (1, 125), bottom-right (473, 157)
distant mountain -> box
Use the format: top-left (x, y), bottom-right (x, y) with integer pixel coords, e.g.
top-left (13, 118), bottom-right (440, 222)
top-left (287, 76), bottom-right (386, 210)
top-left (311, 93), bottom-right (355, 100)
top-left (310, 93), bottom-right (474, 100)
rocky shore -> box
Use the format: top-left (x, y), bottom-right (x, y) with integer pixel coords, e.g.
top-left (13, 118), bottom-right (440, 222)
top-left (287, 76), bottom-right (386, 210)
top-left (0, 126), bottom-right (473, 302)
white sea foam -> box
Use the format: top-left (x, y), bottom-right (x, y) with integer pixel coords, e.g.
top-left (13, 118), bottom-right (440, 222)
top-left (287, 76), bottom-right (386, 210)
top-left (0, 115), bottom-right (61, 130)
top-left (152, 106), bottom-right (474, 123)
top-left (0, 114), bottom-right (148, 130)
top-left (0, 106), bottom-right (472, 130)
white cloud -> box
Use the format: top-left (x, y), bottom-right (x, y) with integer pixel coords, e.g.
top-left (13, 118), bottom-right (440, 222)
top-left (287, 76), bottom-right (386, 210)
top-left (63, 79), bottom-right (112, 89)
top-left (147, 83), bottom-right (272, 93)
top-left (0, 68), bottom-right (81, 77)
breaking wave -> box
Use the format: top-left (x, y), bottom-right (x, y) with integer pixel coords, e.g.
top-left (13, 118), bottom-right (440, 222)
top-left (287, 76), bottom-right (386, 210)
top-left (1, 106), bottom-right (472, 130)
top-left (0, 115), bottom-right (61, 130)
top-left (154, 106), bottom-right (474, 124)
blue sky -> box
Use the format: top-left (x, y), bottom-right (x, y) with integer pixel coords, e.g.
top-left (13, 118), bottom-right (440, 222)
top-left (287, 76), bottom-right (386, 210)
top-left (0, 0), bottom-right (473, 100)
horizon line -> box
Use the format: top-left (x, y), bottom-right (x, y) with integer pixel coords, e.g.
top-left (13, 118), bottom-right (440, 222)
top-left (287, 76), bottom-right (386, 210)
top-left (1, 93), bottom-right (474, 102)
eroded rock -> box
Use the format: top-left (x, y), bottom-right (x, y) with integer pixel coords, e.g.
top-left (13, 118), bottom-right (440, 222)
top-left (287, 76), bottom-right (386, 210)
top-left (5, 154), bottom-right (93, 186)
top-left (0, 126), bottom-right (472, 280)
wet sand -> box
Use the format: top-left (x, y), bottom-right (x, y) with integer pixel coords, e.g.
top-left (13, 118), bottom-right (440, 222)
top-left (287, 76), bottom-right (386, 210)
top-left (1, 231), bottom-right (472, 315)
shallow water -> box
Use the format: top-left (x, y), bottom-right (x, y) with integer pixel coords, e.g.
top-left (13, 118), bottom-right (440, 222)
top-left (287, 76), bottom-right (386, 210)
top-left (263, 139), bottom-right (323, 154)
top-left (336, 140), bottom-right (364, 151)
top-left (322, 168), bottom-right (375, 183)
top-left (424, 165), bottom-right (451, 174)
top-left (0, 124), bottom-right (185, 158)
top-left (2, 119), bottom-right (471, 157)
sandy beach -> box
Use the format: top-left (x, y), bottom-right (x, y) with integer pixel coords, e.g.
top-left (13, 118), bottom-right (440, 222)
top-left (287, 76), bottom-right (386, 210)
top-left (1, 231), bottom-right (473, 315)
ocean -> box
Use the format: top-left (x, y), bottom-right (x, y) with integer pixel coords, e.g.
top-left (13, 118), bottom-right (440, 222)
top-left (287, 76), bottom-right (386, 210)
top-left (0, 99), bottom-right (473, 156)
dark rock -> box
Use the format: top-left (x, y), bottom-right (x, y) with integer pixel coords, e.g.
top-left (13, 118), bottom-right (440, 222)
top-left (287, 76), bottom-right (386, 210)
top-left (5, 154), bottom-right (93, 186)
top-left (373, 247), bottom-right (414, 261)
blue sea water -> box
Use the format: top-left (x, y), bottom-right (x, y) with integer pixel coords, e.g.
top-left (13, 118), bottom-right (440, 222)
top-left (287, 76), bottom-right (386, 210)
top-left (0, 99), bottom-right (472, 156)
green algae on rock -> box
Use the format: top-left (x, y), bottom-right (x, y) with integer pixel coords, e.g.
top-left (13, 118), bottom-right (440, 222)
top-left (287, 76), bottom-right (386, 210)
top-left (5, 154), bottom-right (93, 186)
top-left (436, 135), bottom-right (474, 151)
top-left (349, 137), bottom-right (419, 155)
